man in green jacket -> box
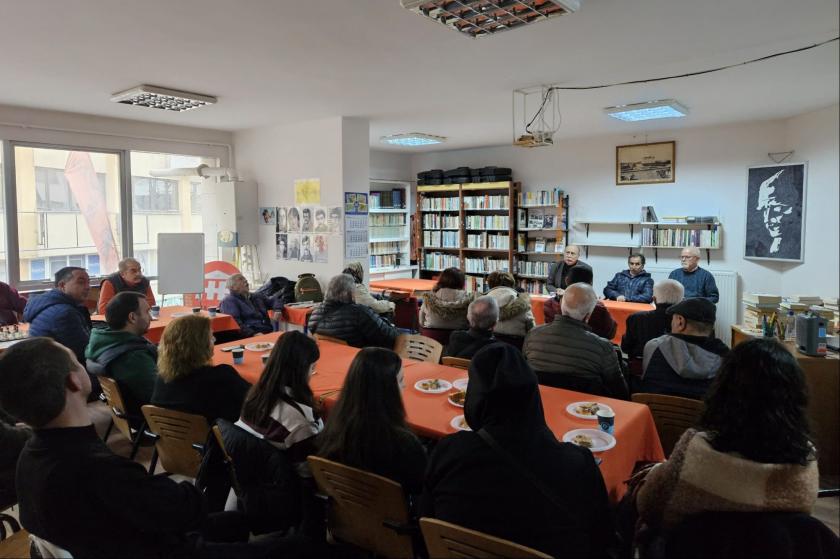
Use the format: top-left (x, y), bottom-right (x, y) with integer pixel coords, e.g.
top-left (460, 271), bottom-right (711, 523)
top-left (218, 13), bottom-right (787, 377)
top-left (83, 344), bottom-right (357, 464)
top-left (85, 292), bottom-right (157, 416)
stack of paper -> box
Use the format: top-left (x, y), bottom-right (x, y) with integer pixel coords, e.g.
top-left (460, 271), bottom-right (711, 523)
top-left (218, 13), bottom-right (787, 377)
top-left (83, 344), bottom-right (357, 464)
top-left (743, 293), bottom-right (781, 330)
top-left (824, 297), bottom-right (839, 334)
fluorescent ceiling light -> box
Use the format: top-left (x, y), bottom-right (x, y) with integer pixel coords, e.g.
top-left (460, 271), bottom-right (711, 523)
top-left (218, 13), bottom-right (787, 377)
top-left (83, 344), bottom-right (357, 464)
top-left (111, 84), bottom-right (216, 112)
top-left (381, 133), bottom-right (447, 147)
top-left (401, 0), bottom-right (580, 39)
top-left (604, 99), bottom-right (688, 122)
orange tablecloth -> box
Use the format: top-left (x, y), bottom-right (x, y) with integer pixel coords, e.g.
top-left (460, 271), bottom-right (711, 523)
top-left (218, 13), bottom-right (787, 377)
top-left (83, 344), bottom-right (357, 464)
top-left (369, 278), bottom-right (437, 295)
top-left (281, 304), bottom-right (315, 331)
top-left (530, 296), bottom-right (652, 345)
top-left (93, 305), bottom-right (239, 344)
top-left (219, 332), bottom-right (664, 501)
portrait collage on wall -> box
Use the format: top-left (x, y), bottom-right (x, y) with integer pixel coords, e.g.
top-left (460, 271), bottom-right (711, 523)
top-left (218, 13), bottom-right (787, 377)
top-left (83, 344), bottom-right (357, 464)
top-left (273, 205), bottom-right (342, 262)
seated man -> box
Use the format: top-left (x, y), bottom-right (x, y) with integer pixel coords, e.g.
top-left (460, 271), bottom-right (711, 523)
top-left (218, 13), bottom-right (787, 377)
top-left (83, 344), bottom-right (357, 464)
top-left (668, 247), bottom-right (719, 303)
top-left (96, 257), bottom-right (156, 315)
top-left (0, 279), bottom-right (27, 326)
top-left (621, 279), bottom-right (685, 369)
top-left (544, 267), bottom-right (617, 340)
top-left (545, 245), bottom-right (591, 296)
top-left (603, 253), bottom-right (654, 303)
top-left (524, 283), bottom-right (628, 399)
top-left (23, 267), bottom-right (92, 365)
top-left (219, 273), bottom-right (280, 337)
top-left (445, 296), bottom-right (499, 359)
top-left (342, 262), bottom-right (395, 316)
top-left (308, 274), bottom-right (398, 349)
top-left (85, 292), bottom-right (158, 416)
top-left (640, 298), bottom-right (730, 399)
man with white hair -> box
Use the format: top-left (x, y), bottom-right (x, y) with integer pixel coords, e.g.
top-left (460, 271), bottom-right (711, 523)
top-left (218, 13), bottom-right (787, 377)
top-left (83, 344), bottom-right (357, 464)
top-left (219, 273), bottom-right (280, 337)
top-left (97, 257), bottom-right (156, 314)
top-left (621, 279), bottom-right (684, 374)
top-left (445, 296), bottom-right (499, 359)
top-left (523, 283), bottom-right (628, 399)
top-left (667, 247), bottom-right (719, 303)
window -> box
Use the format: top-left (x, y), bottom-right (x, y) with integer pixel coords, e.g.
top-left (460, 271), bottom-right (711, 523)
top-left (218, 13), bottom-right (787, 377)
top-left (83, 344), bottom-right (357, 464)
top-left (0, 147), bottom-right (6, 282)
top-left (30, 259), bottom-right (45, 281)
top-left (34, 167), bottom-right (107, 211)
top-left (132, 176), bottom-right (180, 212)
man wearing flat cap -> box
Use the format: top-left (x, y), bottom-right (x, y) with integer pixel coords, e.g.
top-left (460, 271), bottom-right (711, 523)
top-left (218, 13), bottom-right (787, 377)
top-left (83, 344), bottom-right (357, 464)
top-left (637, 298), bottom-right (729, 399)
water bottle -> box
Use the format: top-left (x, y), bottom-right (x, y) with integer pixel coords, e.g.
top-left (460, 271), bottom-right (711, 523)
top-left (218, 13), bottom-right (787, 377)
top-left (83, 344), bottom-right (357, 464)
top-left (785, 310), bottom-right (797, 341)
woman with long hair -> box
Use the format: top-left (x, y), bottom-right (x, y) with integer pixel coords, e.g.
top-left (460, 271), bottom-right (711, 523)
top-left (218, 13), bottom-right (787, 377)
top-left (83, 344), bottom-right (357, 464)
top-left (636, 337), bottom-right (818, 532)
top-left (151, 315), bottom-right (250, 422)
top-left (418, 267), bottom-right (473, 330)
top-left (317, 347), bottom-right (426, 494)
top-left (236, 331), bottom-right (322, 473)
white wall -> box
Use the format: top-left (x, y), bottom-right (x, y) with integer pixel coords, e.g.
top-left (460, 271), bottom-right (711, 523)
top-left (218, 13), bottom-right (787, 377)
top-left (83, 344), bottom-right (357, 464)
top-left (370, 150), bottom-right (413, 181)
top-left (411, 105), bottom-right (840, 313)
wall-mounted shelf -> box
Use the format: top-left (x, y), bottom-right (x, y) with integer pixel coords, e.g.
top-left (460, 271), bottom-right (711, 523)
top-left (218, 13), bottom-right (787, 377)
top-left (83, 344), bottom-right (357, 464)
top-left (640, 220), bottom-right (722, 265)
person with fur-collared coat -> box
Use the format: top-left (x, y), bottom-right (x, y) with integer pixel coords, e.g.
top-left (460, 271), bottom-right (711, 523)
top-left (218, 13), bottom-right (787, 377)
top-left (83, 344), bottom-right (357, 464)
top-left (483, 271), bottom-right (534, 338)
top-left (418, 268), bottom-right (473, 330)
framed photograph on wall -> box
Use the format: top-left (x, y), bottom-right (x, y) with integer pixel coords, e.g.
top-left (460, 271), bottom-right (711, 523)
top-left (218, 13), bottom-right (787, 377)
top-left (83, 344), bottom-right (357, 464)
top-left (744, 162), bottom-right (807, 262)
top-left (616, 141), bottom-right (675, 185)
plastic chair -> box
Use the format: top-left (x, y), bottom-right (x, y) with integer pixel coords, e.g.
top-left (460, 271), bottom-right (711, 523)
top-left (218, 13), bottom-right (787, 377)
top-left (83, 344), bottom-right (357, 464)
top-left (420, 327), bottom-right (455, 346)
top-left (307, 456), bottom-right (415, 558)
top-left (441, 356), bottom-right (470, 370)
top-left (419, 517), bottom-right (552, 559)
top-left (631, 393), bottom-right (705, 457)
top-left (141, 405), bottom-right (210, 477)
top-left (98, 376), bottom-right (149, 460)
top-left (314, 333), bottom-right (349, 346)
top-left (395, 334), bottom-right (443, 364)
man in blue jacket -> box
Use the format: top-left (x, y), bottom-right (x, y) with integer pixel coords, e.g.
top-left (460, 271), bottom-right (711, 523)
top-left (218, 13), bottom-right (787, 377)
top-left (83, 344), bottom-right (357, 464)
top-left (219, 273), bottom-right (281, 337)
top-left (668, 247), bottom-right (719, 303)
top-left (23, 266), bottom-right (92, 364)
top-left (603, 253), bottom-right (654, 303)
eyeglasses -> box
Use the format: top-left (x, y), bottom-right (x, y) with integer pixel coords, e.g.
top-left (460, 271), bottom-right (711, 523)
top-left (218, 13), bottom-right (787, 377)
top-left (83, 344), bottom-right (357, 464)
top-left (680, 256), bottom-right (698, 260)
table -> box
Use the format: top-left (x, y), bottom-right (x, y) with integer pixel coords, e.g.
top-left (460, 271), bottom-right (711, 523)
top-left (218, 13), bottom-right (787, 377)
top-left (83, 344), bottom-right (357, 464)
top-left (531, 296), bottom-right (652, 345)
top-left (280, 304), bottom-right (316, 333)
top-left (217, 332), bottom-right (665, 501)
top-left (92, 306), bottom-right (239, 344)
top-left (369, 278), bottom-right (437, 296)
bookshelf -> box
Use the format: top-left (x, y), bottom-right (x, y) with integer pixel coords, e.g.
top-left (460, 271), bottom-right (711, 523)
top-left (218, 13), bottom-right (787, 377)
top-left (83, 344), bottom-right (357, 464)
top-left (417, 181), bottom-right (519, 293)
top-left (640, 220), bottom-right (723, 264)
top-left (513, 189), bottom-right (569, 295)
top-left (369, 180), bottom-right (417, 279)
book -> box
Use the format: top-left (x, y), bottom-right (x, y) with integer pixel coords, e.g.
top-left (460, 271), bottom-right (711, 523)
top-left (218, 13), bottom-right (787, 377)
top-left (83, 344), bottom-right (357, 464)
top-left (542, 214), bottom-right (556, 229)
top-left (743, 293), bottom-right (782, 305)
top-left (527, 212), bottom-right (544, 229)
top-left (534, 238), bottom-right (546, 253)
top-left (554, 241), bottom-right (565, 253)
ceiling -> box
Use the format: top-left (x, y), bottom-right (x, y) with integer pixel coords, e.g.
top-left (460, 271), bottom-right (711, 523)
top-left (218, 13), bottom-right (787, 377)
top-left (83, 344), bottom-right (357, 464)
top-left (1, 0), bottom-right (837, 152)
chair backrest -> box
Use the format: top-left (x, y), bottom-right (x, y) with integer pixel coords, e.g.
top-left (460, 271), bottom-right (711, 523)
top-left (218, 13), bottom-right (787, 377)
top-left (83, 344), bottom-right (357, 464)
top-left (393, 296), bottom-right (420, 332)
top-left (211, 425), bottom-right (243, 497)
top-left (395, 334), bottom-right (443, 363)
top-left (420, 326), bottom-right (455, 346)
top-left (29, 534), bottom-right (74, 558)
top-left (315, 333), bottom-right (349, 346)
top-left (419, 518), bottom-right (552, 559)
top-left (141, 405), bottom-right (210, 478)
top-left (631, 393), bottom-right (705, 457)
top-left (307, 456), bottom-right (413, 558)
top-left (441, 356), bottom-right (471, 370)
top-left (98, 376), bottom-right (132, 441)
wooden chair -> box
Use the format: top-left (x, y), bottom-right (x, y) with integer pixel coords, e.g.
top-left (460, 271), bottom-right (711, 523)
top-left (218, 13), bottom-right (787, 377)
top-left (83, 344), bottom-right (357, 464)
top-left (419, 518), bottom-right (552, 559)
top-left (141, 405), bottom-right (210, 477)
top-left (211, 425), bottom-right (243, 499)
top-left (394, 334), bottom-right (443, 364)
top-left (315, 333), bottom-right (349, 346)
top-left (441, 356), bottom-right (470, 370)
top-left (631, 393), bottom-right (705, 457)
top-left (98, 376), bottom-right (148, 460)
top-left (307, 456), bottom-right (415, 558)
top-left (0, 529), bottom-right (31, 558)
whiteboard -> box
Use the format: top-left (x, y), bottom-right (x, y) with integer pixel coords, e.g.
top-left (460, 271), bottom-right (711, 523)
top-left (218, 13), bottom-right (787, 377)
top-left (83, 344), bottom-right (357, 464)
top-left (157, 233), bottom-right (205, 295)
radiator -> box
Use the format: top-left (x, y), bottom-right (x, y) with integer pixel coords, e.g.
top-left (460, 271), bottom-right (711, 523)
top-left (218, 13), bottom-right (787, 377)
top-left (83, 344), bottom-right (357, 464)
top-left (646, 266), bottom-right (738, 346)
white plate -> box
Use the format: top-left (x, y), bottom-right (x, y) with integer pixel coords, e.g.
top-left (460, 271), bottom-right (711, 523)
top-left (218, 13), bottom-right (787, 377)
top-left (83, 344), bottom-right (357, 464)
top-left (414, 378), bottom-right (453, 394)
top-left (563, 429), bottom-right (616, 453)
top-left (447, 391), bottom-right (466, 408)
top-left (566, 401), bottom-right (614, 420)
top-left (450, 415), bottom-right (471, 431)
top-left (452, 378), bottom-right (469, 391)
top-left (245, 342), bottom-right (275, 352)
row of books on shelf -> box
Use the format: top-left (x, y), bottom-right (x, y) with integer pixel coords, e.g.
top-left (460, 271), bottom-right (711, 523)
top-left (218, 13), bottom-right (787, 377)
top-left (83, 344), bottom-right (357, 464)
top-left (421, 197), bottom-right (460, 211)
top-left (369, 254), bottom-right (403, 269)
top-left (465, 215), bottom-right (509, 230)
top-left (423, 252), bottom-right (460, 271)
top-left (464, 257), bottom-right (509, 274)
top-left (423, 231), bottom-right (459, 248)
top-left (369, 242), bottom-right (405, 256)
top-left (516, 260), bottom-right (552, 277)
top-left (517, 235), bottom-right (563, 253)
top-left (466, 233), bottom-right (510, 249)
top-left (369, 190), bottom-right (404, 209)
top-left (518, 189), bottom-right (565, 207)
top-left (463, 194), bottom-right (510, 210)
top-left (640, 227), bottom-right (720, 248)
top-left (422, 214), bottom-right (459, 229)
top-left (517, 278), bottom-right (550, 295)
top-left (517, 209), bottom-right (565, 230)
top-left (369, 226), bottom-right (404, 239)
top-left (369, 213), bottom-right (405, 226)
top-left (466, 276), bottom-right (486, 294)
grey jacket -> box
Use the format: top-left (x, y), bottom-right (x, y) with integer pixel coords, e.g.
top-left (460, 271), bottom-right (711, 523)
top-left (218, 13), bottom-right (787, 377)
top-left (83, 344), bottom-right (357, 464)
top-left (485, 287), bottom-right (535, 338)
top-left (523, 315), bottom-right (628, 399)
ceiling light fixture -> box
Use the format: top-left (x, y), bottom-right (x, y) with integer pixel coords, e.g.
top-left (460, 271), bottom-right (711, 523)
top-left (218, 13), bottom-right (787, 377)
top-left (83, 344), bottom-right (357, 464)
top-left (604, 99), bottom-right (688, 122)
top-left (380, 133), bottom-right (447, 147)
top-left (110, 84), bottom-right (217, 112)
top-left (401, 0), bottom-right (580, 38)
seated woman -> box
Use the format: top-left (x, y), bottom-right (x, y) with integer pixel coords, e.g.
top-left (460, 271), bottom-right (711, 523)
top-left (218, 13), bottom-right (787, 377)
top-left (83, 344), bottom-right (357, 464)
top-left (483, 271), bottom-right (534, 339)
top-left (418, 267), bottom-right (473, 331)
top-left (635, 338), bottom-right (818, 540)
top-left (316, 347), bottom-right (426, 496)
top-left (543, 266), bottom-right (617, 340)
top-left (151, 315), bottom-right (250, 422)
top-left (0, 280), bottom-right (27, 326)
top-left (421, 343), bottom-right (612, 558)
top-left (236, 331), bottom-right (322, 476)
top-left (342, 261), bottom-right (395, 316)
top-left (308, 274), bottom-right (398, 349)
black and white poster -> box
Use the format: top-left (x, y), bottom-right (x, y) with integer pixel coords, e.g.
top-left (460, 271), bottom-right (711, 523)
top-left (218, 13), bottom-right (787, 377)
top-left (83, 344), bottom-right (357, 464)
top-left (744, 163), bottom-right (806, 262)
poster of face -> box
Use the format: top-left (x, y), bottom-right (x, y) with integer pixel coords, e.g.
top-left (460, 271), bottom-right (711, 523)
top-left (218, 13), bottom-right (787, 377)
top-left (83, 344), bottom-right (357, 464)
top-left (744, 163), bottom-right (806, 262)
top-left (276, 207), bottom-right (287, 233)
top-left (313, 207), bottom-right (329, 232)
top-left (328, 206), bottom-right (342, 233)
top-left (259, 207), bottom-right (276, 226)
top-left (276, 233), bottom-right (288, 259)
top-left (287, 207), bottom-right (301, 233)
top-left (300, 234), bottom-right (314, 262)
top-left (287, 234), bottom-right (300, 260)
top-left (313, 234), bottom-right (328, 263)
top-left (300, 207), bottom-right (313, 233)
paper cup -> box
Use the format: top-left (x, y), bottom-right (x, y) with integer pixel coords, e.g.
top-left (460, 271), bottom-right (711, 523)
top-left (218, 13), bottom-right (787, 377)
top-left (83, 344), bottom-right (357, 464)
top-left (596, 408), bottom-right (615, 435)
top-left (232, 349), bottom-right (245, 365)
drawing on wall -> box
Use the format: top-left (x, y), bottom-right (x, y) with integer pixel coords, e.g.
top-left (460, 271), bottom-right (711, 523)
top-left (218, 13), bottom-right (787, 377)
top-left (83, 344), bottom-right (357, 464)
top-left (276, 233), bottom-right (288, 259)
top-left (313, 234), bottom-right (329, 262)
top-left (313, 208), bottom-right (329, 232)
top-left (276, 207), bottom-right (287, 233)
top-left (745, 162), bottom-right (806, 262)
top-left (616, 141), bottom-right (675, 185)
top-left (287, 207), bottom-right (301, 233)
top-left (287, 234), bottom-right (300, 260)
top-left (259, 207), bottom-right (276, 226)
top-left (294, 178), bottom-right (321, 205)
top-left (300, 235), bottom-right (314, 262)
top-left (300, 207), bottom-right (313, 233)
top-left (328, 206), bottom-right (342, 233)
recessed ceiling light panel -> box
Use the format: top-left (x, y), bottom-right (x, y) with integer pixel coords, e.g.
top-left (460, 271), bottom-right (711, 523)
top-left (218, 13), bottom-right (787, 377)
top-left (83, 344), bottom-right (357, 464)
top-left (110, 84), bottom-right (216, 112)
top-left (381, 133), bottom-right (447, 147)
top-left (401, 0), bottom-right (580, 38)
top-left (605, 99), bottom-right (689, 122)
